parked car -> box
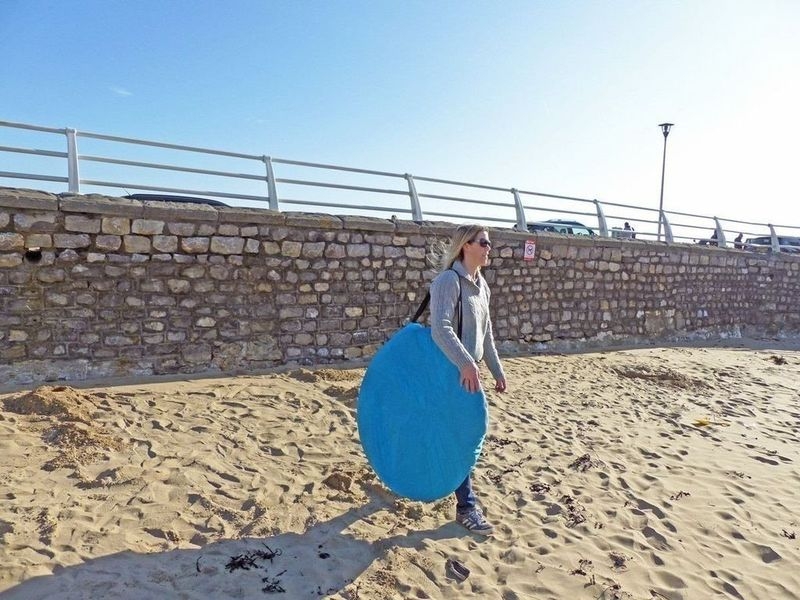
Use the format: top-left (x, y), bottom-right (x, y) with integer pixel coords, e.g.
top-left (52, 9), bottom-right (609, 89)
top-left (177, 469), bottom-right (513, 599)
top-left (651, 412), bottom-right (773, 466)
top-left (527, 219), bottom-right (596, 236)
top-left (744, 235), bottom-right (800, 254)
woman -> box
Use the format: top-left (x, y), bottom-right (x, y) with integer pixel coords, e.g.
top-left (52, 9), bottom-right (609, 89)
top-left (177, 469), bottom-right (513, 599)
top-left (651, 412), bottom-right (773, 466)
top-left (429, 223), bottom-right (507, 535)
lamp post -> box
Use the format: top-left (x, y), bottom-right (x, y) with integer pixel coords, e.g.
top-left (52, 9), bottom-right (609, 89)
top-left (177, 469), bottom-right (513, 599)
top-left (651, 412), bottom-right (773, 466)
top-left (657, 122), bottom-right (674, 241)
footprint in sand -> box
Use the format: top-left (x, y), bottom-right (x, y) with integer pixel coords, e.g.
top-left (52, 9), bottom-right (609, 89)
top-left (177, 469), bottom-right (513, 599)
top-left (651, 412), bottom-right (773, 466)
top-left (634, 498), bottom-right (666, 519)
top-left (747, 542), bottom-right (782, 564)
top-left (641, 525), bottom-right (670, 550)
top-left (131, 438), bottom-right (157, 459)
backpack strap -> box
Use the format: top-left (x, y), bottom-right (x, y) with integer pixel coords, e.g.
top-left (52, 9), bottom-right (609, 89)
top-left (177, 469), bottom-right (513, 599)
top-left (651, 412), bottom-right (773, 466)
top-left (410, 291), bottom-right (430, 323)
top-left (411, 269), bottom-right (463, 339)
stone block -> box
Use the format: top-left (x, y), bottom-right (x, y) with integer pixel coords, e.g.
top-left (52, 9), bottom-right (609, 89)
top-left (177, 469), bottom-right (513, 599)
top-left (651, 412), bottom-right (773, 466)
top-left (284, 213), bottom-right (341, 229)
top-left (95, 235), bottom-right (122, 251)
top-left (167, 279), bottom-right (191, 293)
top-left (54, 234), bottom-right (91, 249)
top-left (295, 333), bottom-right (314, 345)
top-left (36, 267), bottom-right (67, 283)
top-left (341, 215), bottom-right (396, 232)
top-left (123, 235), bottom-right (151, 253)
top-left (302, 241), bottom-right (325, 258)
top-left (0, 233), bottom-right (24, 251)
top-left (210, 236), bottom-right (245, 254)
top-left (347, 244), bottom-right (370, 258)
top-left (262, 241), bottom-right (280, 255)
top-left (218, 224), bottom-right (239, 236)
top-left (65, 215), bottom-right (101, 233)
top-left (167, 222), bottom-right (196, 236)
top-left (281, 240), bottom-right (302, 258)
top-left (101, 217), bottom-right (131, 235)
top-left (392, 220), bottom-right (422, 234)
top-left (197, 224), bottom-right (217, 235)
top-left (0, 253), bottom-right (22, 268)
top-left (25, 233), bottom-right (52, 248)
top-left (0, 188), bottom-right (59, 210)
top-left (143, 201), bottom-right (218, 222)
top-left (57, 249), bottom-right (80, 263)
top-left (132, 219), bottom-right (166, 235)
top-left (181, 237), bottom-right (210, 253)
top-left (105, 335), bottom-right (137, 346)
top-left (181, 266), bottom-right (206, 279)
top-left (405, 246), bottom-right (426, 260)
top-left (153, 235), bottom-right (179, 253)
top-left (60, 194), bottom-right (143, 216)
top-left (14, 212), bottom-right (58, 231)
top-left (325, 244), bottom-right (346, 259)
top-left (218, 207), bottom-right (285, 225)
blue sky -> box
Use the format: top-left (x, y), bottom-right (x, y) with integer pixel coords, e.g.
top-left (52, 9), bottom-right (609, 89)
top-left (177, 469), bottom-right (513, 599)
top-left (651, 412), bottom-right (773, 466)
top-left (2, 0), bottom-right (799, 240)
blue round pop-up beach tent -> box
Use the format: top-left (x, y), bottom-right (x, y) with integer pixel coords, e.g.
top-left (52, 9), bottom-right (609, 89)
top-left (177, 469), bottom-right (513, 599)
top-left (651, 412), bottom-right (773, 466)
top-left (357, 323), bottom-right (488, 502)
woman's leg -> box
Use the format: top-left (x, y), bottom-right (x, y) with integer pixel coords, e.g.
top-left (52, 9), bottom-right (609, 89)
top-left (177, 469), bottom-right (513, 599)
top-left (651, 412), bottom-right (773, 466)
top-left (454, 474), bottom-right (476, 514)
top-left (454, 473), bottom-right (493, 534)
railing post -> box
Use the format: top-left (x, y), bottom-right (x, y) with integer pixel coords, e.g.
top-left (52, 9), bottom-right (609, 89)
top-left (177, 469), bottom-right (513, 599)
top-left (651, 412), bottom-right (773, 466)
top-left (593, 199), bottom-right (609, 237)
top-left (768, 224), bottom-right (780, 252)
top-left (660, 211), bottom-right (674, 243)
top-left (713, 217), bottom-right (727, 248)
top-left (511, 188), bottom-right (527, 231)
top-left (405, 173), bottom-right (423, 222)
top-left (66, 128), bottom-right (80, 193)
top-left (262, 156), bottom-right (279, 211)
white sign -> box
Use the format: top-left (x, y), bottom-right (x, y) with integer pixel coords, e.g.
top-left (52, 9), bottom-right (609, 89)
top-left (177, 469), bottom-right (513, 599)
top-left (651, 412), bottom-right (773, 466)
top-left (524, 240), bottom-right (536, 261)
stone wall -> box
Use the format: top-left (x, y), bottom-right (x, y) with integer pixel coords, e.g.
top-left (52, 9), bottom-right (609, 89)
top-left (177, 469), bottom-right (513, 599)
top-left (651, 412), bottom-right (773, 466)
top-left (1, 187), bottom-right (799, 385)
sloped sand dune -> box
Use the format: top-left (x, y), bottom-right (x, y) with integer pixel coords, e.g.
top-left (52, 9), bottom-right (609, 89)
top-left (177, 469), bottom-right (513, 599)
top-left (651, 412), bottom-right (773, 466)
top-left (1, 345), bottom-right (798, 599)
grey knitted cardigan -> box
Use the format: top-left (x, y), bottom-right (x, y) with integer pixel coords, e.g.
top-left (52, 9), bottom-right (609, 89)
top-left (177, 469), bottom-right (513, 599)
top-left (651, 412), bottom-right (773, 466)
top-left (429, 260), bottom-right (505, 381)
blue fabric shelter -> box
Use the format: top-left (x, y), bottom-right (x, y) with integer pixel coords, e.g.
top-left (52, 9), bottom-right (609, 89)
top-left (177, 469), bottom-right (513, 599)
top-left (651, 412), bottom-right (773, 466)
top-left (357, 323), bottom-right (487, 502)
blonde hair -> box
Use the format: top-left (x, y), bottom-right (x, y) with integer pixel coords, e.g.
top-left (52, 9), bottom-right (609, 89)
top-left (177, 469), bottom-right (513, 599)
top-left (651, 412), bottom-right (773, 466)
top-left (429, 223), bottom-right (488, 273)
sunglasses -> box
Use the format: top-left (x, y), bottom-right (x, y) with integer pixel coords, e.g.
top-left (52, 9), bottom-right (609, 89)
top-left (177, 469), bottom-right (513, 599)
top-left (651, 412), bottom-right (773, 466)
top-left (469, 238), bottom-right (492, 248)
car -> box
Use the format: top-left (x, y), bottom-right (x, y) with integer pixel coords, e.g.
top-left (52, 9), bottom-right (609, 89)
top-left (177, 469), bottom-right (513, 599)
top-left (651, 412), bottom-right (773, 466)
top-left (527, 219), bottom-right (596, 236)
top-left (744, 235), bottom-right (800, 254)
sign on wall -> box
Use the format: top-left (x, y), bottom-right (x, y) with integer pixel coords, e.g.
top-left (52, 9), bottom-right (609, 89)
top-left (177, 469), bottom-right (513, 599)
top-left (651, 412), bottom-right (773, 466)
top-left (524, 239), bottom-right (536, 261)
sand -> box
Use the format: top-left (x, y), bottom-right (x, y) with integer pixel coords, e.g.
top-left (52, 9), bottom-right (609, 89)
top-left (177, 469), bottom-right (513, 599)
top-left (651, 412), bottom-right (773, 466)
top-left (1, 344), bottom-right (799, 599)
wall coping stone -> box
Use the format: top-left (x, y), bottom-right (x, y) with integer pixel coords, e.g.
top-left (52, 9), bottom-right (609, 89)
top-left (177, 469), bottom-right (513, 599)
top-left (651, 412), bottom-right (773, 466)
top-left (416, 220), bottom-right (462, 236)
top-left (142, 201), bottom-right (219, 222)
top-left (0, 188), bottom-right (59, 211)
top-left (393, 220), bottom-right (422, 233)
top-left (60, 194), bottom-right (143, 217)
top-left (217, 207), bottom-right (285, 225)
top-left (340, 215), bottom-right (395, 232)
top-left (284, 213), bottom-right (342, 229)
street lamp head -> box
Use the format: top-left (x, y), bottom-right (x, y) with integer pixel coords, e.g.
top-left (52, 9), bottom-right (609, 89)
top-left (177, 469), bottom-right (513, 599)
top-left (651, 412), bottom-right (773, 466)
top-left (659, 122), bottom-right (674, 137)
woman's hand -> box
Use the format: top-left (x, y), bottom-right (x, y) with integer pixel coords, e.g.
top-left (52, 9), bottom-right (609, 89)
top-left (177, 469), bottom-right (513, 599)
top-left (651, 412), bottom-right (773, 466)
top-left (459, 363), bottom-right (481, 393)
top-left (494, 377), bottom-right (507, 393)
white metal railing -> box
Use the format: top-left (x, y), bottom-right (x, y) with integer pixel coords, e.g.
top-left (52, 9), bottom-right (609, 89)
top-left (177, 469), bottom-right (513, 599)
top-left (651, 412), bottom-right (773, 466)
top-left (2, 119), bottom-right (799, 253)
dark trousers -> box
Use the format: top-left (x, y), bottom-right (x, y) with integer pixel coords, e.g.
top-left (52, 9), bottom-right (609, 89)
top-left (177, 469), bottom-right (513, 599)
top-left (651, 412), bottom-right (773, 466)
top-left (454, 474), bottom-right (476, 513)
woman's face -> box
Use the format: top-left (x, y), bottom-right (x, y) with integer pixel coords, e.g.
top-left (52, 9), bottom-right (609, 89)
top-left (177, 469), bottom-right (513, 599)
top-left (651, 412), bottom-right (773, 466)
top-left (462, 230), bottom-right (492, 267)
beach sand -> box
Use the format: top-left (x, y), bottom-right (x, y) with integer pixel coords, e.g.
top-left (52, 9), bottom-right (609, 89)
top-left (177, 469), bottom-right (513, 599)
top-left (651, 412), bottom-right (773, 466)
top-left (1, 344), bottom-right (799, 599)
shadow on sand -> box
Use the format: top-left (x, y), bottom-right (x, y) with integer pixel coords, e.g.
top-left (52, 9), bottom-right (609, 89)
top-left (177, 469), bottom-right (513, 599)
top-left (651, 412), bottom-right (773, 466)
top-left (0, 491), bottom-right (470, 599)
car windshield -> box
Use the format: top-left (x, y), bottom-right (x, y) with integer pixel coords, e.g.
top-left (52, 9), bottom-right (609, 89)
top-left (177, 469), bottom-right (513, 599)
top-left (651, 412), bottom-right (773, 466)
top-left (746, 237), bottom-right (771, 245)
top-left (530, 221), bottom-right (594, 236)
top-left (571, 226), bottom-right (593, 236)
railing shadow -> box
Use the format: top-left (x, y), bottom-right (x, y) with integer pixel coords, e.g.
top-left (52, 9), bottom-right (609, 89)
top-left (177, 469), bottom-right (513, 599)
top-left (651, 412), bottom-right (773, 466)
top-left (0, 491), bottom-right (468, 599)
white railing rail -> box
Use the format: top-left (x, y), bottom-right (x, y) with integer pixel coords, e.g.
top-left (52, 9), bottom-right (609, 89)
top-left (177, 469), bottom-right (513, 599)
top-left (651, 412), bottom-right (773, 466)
top-left (2, 119), bottom-right (799, 252)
